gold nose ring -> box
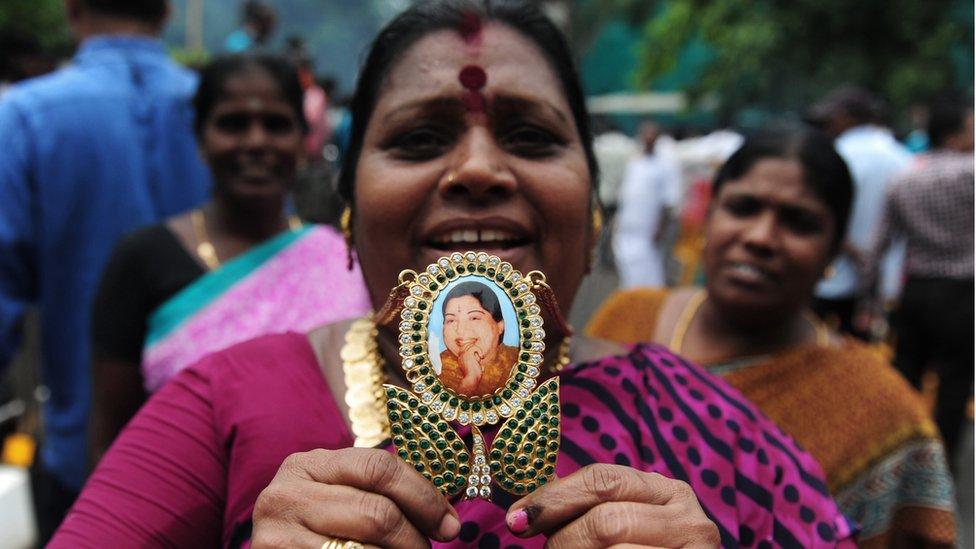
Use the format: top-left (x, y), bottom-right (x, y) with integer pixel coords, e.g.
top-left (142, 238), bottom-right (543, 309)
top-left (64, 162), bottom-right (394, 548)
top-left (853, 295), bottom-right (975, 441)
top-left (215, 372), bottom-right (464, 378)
top-left (446, 171), bottom-right (457, 184)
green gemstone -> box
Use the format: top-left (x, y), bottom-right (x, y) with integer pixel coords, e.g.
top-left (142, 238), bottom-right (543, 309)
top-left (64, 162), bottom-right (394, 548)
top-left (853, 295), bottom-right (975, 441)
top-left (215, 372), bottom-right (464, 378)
top-left (443, 472), bottom-right (455, 483)
top-left (412, 416), bottom-right (422, 425)
top-left (504, 280), bottom-right (513, 289)
top-left (518, 424), bottom-right (528, 435)
top-left (510, 289), bottom-right (518, 297)
top-left (386, 388), bottom-right (398, 398)
top-left (547, 453), bottom-right (557, 463)
top-left (431, 461), bottom-right (442, 472)
top-left (435, 439), bottom-right (447, 450)
top-left (521, 319), bottom-right (530, 328)
top-left (437, 422), bottom-right (448, 432)
top-left (445, 460), bottom-right (457, 471)
top-left (446, 269), bottom-right (456, 277)
top-left (412, 322), bottom-right (422, 331)
top-left (516, 455), bottom-right (529, 467)
top-left (531, 393), bottom-right (540, 404)
top-left (549, 417), bottom-right (559, 427)
top-left (538, 477), bottom-right (547, 486)
top-left (411, 333), bottom-right (421, 342)
top-left (493, 395), bottom-right (503, 405)
top-left (460, 401), bottom-right (470, 411)
top-left (525, 417), bottom-right (536, 427)
top-left (389, 410), bottom-right (401, 421)
top-left (417, 404), bottom-right (429, 415)
top-left (423, 471), bottom-right (432, 481)
top-left (502, 389), bottom-right (513, 398)
top-left (518, 311), bottom-right (527, 320)
top-left (504, 464), bottom-right (516, 475)
top-left (531, 409), bottom-right (541, 419)
top-left (549, 405), bottom-right (560, 415)
top-left (515, 410), bottom-right (527, 420)
top-left (467, 264), bottom-right (477, 272)
top-left (487, 268), bottom-right (496, 276)
top-left (493, 439), bottom-right (504, 450)
top-left (533, 458), bottom-right (545, 469)
top-left (527, 432), bottom-right (538, 442)
top-left (503, 479), bottom-right (515, 489)
top-left (436, 275), bottom-right (446, 283)
top-left (459, 464), bottom-right (470, 475)
top-left (420, 439), bottom-right (431, 449)
top-left (412, 344), bottom-right (423, 354)
top-left (429, 282), bottom-right (438, 290)
top-left (432, 385), bottom-right (441, 394)
top-left (425, 449), bottom-right (437, 460)
top-left (455, 476), bottom-right (466, 487)
top-left (536, 447), bottom-right (547, 459)
top-left (539, 386), bottom-right (548, 396)
top-left (518, 363), bottom-right (528, 373)
top-left (514, 471), bottom-right (525, 480)
top-left (504, 454), bottom-right (515, 464)
top-left (472, 402), bottom-right (481, 412)
top-left (520, 353), bottom-right (529, 361)
top-left (547, 441), bottom-right (559, 451)
top-left (427, 413), bottom-right (438, 423)
top-left (407, 441), bottom-right (418, 451)
top-left (483, 400), bottom-right (493, 410)
top-left (515, 300), bottom-right (524, 308)
top-left (501, 428), bottom-right (512, 438)
top-left (515, 373), bottom-right (525, 382)
top-left (416, 356), bottom-right (425, 365)
top-left (512, 432), bottom-right (523, 443)
top-left (443, 449), bottom-right (454, 460)
top-left (449, 397), bottom-right (460, 407)
top-left (410, 451), bottom-right (421, 461)
top-left (403, 430), bottom-right (415, 440)
top-left (433, 476), bottom-right (444, 486)
top-left (490, 449), bottom-right (502, 460)
top-left (544, 465), bottom-right (555, 475)
top-left (397, 449), bottom-right (409, 459)
top-left (507, 442), bottom-right (518, 453)
top-left (386, 401), bottom-right (398, 410)
top-left (414, 463), bottom-right (425, 472)
top-left (392, 436), bottom-right (404, 447)
top-left (523, 442), bottom-right (534, 454)
top-left (477, 265), bottom-right (486, 273)
top-left (440, 393), bottom-right (450, 402)
top-left (525, 482), bottom-right (537, 492)
top-left (452, 440), bottom-right (464, 451)
top-left (408, 397), bottom-right (419, 407)
top-left (522, 341), bottom-right (532, 350)
top-left (414, 313), bottom-right (423, 321)
top-left (495, 273), bottom-right (504, 281)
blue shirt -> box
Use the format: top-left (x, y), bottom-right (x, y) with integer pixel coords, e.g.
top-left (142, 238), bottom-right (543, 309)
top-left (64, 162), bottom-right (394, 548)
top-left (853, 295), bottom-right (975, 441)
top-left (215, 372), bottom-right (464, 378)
top-left (0, 36), bottom-right (211, 489)
top-left (815, 125), bottom-right (910, 300)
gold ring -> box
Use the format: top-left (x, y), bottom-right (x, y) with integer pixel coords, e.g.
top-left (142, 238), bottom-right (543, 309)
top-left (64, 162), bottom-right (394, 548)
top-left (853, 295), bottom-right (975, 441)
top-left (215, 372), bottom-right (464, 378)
top-left (321, 537), bottom-right (364, 549)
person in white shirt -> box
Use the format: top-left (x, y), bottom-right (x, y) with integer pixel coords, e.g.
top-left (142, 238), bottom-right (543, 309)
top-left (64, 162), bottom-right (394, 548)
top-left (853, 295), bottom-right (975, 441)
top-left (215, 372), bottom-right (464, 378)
top-left (612, 122), bottom-right (682, 288)
top-left (806, 86), bottom-right (910, 338)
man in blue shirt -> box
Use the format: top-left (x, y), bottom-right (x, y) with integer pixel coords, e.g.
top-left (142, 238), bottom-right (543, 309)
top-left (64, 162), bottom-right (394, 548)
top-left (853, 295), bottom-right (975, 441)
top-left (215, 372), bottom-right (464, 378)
top-left (0, 0), bottom-right (210, 538)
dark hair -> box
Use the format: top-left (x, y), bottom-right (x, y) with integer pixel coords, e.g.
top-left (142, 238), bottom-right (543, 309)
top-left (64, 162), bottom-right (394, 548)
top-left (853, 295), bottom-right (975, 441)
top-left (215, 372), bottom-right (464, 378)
top-left (337, 0), bottom-right (598, 205)
top-left (713, 130), bottom-right (853, 251)
top-left (442, 281), bottom-right (504, 322)
top-left (82, 0), bottom-right (167, 23)
top-left (193, 53), bottom-right (307, 137)
top-left (927, 99), bottom-right (972, 149)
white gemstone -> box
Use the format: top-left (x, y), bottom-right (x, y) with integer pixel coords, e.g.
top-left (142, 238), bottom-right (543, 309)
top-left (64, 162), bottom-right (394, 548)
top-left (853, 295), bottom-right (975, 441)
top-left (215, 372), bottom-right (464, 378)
top-left (479, 486), bottom-right (491, 498)
top-left (530, 317), bottom-right (542, 327)
top-left (531, 342), bottom-right (544, 352)
top-left (444, 408), bottom-right (456, 420)
top-left (465, 252), bottom-right (476, 261)
top-left (451, 252), bottom-right (463, 262)
top-left (518, 388), bottom-right (530, 398)
top-left (527, 367), bottom-right (539, 376)
top-left (459, 412), bottom-right (470, 423)
top-left (510, 397), bottom-right (521, 407)
top-left (432, 401), bottom-right (444, 412)
top-left (477, 252), bottom-right (488, 262)
top-left (419, 274), bottom-right (430, 285)
top-left (421, 392), bottom-right (434, 403)
top-left (473, 413), bottom-right (484, 423)
top-left (516, 283), bottom-right (528, 294)
top-left (468, 475), bottom-right (479, 485)
top-left (413, 382), bottom-right (426, 392)
top-left (411, 286), bottom-right (423, 297)
top-left (480, 475), bottom-right (491, 485)
top-left (533, 329), bottom-right (544, 339)
top-left (405, 297), bottom-right (417, 308)
top-left (399, 345), bottom-right (412, 356)
top-left (501, 263), bottom-right (511, 273)
top-left (439, 258), bottom-right (450, 268)
top-left (403, 358), bottom-right (415, 368)
top-left (401, 309), bottom-right (414, 320)
top-left (474, 455), bottom-right (486, 466)
top-left (480, 465), bottom-right (491, 475)
top-left (511, 272), bottom-right (521, 282)
top-left (523, 378), bottom-right (536, 390)
top-left (529, 354), bottom-right (543, 365)
top-left (427, 265), bottom-right (439, 275)
top-left (529, 305), bottom-right (540, 315)
top-left (466, 486), bottom-right (478, 498)
top-left (400, 334), bottom-right (412, 344)
top-left (486, 411), bottom-right (498, 423)
top-left (524, 294), bottom-right (536, 305)
top-left (399, 321), bottom-right (413, 331)
top-left (499, 404), bottom-right (511, 415)
top-left (488, 256), bottom-right (500, 266)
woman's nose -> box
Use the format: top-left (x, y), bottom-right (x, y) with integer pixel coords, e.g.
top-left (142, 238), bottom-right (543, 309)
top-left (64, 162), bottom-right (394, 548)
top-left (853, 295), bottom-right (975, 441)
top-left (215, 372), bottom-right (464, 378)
top-left (242, 119), bottom-right (270, 149)
top-left (439, 127), bottom-right (517, 202)
top-left (743, 211), bottom-right (780, 255)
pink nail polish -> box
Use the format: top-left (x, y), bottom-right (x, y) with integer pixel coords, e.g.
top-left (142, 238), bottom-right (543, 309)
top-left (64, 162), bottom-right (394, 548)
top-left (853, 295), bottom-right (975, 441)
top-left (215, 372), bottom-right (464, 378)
top-left (507, 508), bottom-right (530, 534)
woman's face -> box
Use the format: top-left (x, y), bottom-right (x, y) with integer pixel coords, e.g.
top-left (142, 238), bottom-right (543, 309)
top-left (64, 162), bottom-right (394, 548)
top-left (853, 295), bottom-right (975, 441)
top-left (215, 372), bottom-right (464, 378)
top-left (201, 68), bottom-right (303, 204)
top-left (443, 295), bottom-right (504, 361)
top-left (353, 23), bottom-right (592, 309)
top-left (703, 158), bottom-right (836, 322)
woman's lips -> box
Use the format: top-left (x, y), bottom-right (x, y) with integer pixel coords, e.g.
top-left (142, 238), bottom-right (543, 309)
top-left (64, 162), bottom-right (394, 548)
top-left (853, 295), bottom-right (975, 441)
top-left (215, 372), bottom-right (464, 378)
top-left (723, 261), bottom-right (777, 287)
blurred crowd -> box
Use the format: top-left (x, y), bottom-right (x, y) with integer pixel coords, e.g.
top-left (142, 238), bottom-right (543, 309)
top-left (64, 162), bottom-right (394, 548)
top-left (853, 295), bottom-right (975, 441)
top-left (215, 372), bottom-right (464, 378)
top-left (0, 0), bottom-right (972, 547)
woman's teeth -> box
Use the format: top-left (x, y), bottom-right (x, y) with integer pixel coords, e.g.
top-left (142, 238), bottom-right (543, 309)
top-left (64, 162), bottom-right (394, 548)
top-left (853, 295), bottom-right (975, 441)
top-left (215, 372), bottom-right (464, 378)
top-left (729, 262), bottom-right (772, 282)
top-left (440, 229), bottom-right (518, 245)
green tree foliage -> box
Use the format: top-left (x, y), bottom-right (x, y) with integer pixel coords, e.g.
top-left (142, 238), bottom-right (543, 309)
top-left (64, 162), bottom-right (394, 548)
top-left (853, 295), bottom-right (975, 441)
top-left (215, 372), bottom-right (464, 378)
top-left (636, 0), bottom-right (973, 121)
top-left (0, 0), bottom-right (70, 50)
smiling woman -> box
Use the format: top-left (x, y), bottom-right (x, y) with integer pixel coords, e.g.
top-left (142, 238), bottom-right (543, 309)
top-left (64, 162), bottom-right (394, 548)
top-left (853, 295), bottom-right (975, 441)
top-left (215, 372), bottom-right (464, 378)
top-left (56, 3), bottom-right (855, 548)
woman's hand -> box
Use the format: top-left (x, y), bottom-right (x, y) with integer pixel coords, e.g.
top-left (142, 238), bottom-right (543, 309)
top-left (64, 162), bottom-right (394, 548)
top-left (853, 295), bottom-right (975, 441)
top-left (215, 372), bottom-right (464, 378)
top-left (252, 448), bottom-right (461, 548)
top-left (505, 464), bottom-right (719, 548)
top-left (457, 342), bottom-right (483, 393)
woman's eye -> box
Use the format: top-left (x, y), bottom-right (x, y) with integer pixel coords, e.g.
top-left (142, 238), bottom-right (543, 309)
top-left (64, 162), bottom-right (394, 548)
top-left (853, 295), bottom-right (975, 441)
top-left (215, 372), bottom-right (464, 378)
top-left (501, 126), bottom-right (562, 156)
top-left (214, 114), bottom-right (249, 133)
top-left (264, 115), bottom-right (296, 134)
top-left (389, 128), bottom-right (451, 159)
top-left (782, 210), bottom-right (824, 235)
top-left (723, 197), bottom-right (760, 217)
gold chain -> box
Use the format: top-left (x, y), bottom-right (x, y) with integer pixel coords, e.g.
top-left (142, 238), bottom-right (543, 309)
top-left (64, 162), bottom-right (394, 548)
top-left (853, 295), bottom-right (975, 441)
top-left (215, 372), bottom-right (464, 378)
top-left (669, 289), bottom-right (829, 354)
top-left (191, 209), bottom-right (303, 271)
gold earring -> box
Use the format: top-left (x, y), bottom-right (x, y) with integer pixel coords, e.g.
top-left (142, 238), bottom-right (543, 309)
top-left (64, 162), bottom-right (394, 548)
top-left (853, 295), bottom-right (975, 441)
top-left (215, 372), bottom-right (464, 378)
top-left (446, 171), bottom-right (457, 184)
top-left (340, 205), bottom-right (355, 271)
top-left (587, 206), bottom-right (604, 270)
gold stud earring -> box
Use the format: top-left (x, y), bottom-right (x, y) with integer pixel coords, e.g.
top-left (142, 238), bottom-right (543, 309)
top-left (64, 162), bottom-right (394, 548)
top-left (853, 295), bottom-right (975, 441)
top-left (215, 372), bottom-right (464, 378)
top-left (340, 205), bottom-right (355, 271)
top-left (446, 171), bottom-right (457, 184)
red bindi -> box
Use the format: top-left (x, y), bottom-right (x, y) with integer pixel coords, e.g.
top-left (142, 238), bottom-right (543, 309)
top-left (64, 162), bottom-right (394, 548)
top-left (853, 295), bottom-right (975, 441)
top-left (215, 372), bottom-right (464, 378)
top-left (462, 90), bottom-right (486, 113)
top-left (458, 65), bottom-right (487, 90)
top-left (458, 12), bottom-right (483, 46)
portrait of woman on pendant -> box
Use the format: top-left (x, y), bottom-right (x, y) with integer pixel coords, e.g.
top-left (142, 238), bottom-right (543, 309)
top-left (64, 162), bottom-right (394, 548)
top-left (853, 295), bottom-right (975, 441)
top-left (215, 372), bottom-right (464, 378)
top-left (432, 279), bottom-right (519, 397)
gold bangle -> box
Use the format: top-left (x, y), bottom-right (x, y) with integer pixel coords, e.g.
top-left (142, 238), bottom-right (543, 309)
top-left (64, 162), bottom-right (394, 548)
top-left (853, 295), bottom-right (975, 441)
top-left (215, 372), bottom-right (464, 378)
top-left (321, 537), bottom-right (364, 549)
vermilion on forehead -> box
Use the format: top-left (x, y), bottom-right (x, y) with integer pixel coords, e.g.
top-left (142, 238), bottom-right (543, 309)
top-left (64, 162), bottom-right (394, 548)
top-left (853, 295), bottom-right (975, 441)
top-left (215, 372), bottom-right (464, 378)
top-left (458, 11), bottom-right (483, 47)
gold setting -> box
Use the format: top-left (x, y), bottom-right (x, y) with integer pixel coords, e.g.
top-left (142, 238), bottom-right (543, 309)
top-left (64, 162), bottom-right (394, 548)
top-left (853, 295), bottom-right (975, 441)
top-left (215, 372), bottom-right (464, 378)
top-left (381, 251), bottom-right (560, 499)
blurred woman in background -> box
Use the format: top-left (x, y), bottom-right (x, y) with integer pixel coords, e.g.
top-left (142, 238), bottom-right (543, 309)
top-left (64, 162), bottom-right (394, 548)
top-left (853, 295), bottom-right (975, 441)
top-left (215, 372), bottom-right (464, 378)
top-left (88, 53), bottom-right (369, 464)
top-left (588, 130), bottom-right (956, 546)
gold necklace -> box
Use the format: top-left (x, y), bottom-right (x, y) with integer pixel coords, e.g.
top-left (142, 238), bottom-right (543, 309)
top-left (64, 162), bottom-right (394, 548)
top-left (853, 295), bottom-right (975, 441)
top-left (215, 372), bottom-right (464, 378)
top-left (191, 209), bottom-right (303, 271)
top-left (669, 289), bottom-right (829, 354)
top-left (340, 316), bottom-right (572, 446)
top-left (340, 316), bottom-right (390, 448)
